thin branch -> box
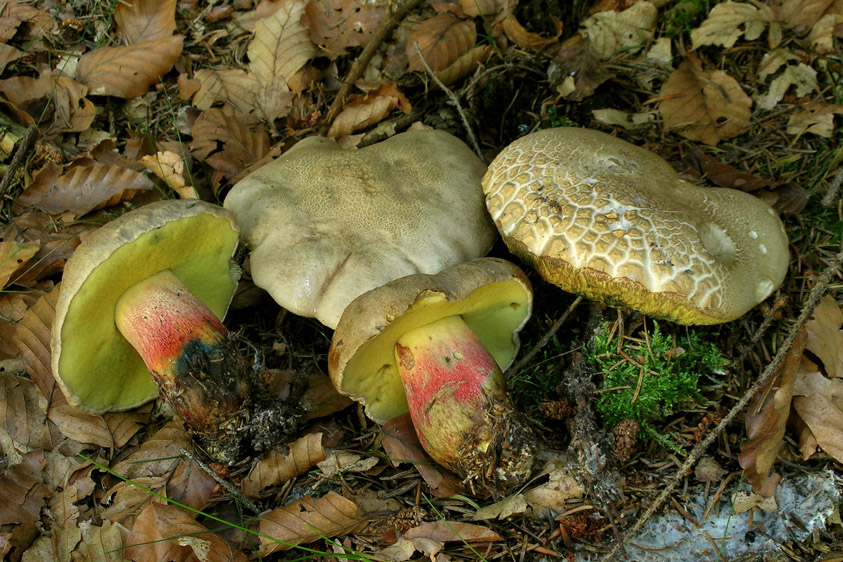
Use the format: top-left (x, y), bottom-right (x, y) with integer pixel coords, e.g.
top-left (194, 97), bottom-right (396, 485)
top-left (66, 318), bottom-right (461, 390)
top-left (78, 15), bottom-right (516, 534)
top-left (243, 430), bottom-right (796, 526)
top-left (321, 0), bottom-right (424, 134)
top-left (180, 447), bottom-right (261, 515)
top-left (601, 243), bottom-right (843, 561)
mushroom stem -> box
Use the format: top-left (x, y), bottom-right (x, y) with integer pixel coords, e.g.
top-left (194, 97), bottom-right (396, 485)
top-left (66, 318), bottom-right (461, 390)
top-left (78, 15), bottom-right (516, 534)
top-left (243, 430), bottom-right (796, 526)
top-left (115, 269), bottom-right (252, 436)
top-left (394, 315), bottom-right (538, 494)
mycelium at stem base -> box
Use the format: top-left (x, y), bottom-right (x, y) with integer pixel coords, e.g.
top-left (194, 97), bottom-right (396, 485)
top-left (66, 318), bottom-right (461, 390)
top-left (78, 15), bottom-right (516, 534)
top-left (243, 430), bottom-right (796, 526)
top-left (394, 314), bottom-right (538, 495)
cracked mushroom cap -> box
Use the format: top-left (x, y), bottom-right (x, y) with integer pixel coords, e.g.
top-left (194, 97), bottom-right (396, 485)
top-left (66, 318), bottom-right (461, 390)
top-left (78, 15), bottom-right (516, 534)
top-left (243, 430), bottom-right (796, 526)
top-left (482, 128), bottom-right (789, 324)
top-left (51, 200), bottom-right (240, 413)
top-left (224, 129), bottom-right (496, 329)
top-left (328, 257), bottom-right (532, 423)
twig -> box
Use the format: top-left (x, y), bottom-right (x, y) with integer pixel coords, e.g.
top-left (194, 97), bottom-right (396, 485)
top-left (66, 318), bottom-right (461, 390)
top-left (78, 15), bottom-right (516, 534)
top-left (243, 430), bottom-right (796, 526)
top-left (601, 243), bottom-right (843, 561)
top-left (321, 0), bottom-right (424, 133)
top-left (180, 447), bottom-right (261, 515)
top-left (412, 41), bottom-right (483, 160)
top-left (0, 125), bottom-right (38, 201)
top-left (821, 166), bottom-right (843, 208)
top-left (506, 296), bottom-right (583, 381)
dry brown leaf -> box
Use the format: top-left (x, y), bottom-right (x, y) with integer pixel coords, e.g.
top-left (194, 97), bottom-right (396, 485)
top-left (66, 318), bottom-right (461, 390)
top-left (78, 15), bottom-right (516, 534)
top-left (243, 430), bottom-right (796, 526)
top-left (115, 0), bottom-right (177, 44)
top-left (1, 211), bottom-right (84, 288)
top-left (659, 57), bottom-right (752, 145)
top-left (0, 241), bottom-right (38, 290)
top-left (407, 14), bottom-right (481, 86)
top-left (74, 521), bottom-right (126, 562)
top-left (190, 108), bottom-right (271, 185)
top-left (0, 2), bottom-right (53, 40)
top-left (248, 0), bottom-right (316, 87)
top-left (139, 151), bottom-right (197, 199)
top-left (328, 83), bottom-right (411, 138)
top-left (403, 521), bottom-right (503, 543)
top-left (111, 421), bottom-right (191, 481)
top-left (76, 36), bottom-right (183, 98)
top-left (682, 148), bottom-right (771, 192)
top-left (0, 43), bottom-right (21, 71)
top-left (19, 162), bottom-right (154, 217)
top-left (691, 1), bottom-right (779, 49)
top-left (738, 328), bottom-right (807, 497)
top-left (756, 49), bottom-right (817, 110)
top-left (0, 450), bottom-right (51, 560)
top-left (786, 101), bottom-right (843, 137)
top-left (100, 476), bottom-right (168, 526)
top-left (259, 491), bottom-right (363, 555)
top-left (792, 369), bottom-right (843, 462)
top-left (165, 459), bottom-right (217, 512)
top-left (771, 0), bottom-right (834, 35)
top-left (48, 488), bottom-right (82, 562)
top-left (501, 12), bottom-right (562, 51)
top-left (192, 68), bottom-right (263, 119)
top-left (380, 414), bottom-right (464, 498)
top-left (242, 432), bottom-right (326, 497)
top-left (13, 284), bottom-right (59, 399)
top-left (580, 1), bottom-right (657, 59)
top-left (804, 296), bottom-right (843, 377)
top-left (126, 502), bottom-right (249, 562)
top-left (806, 13), bottom-right (843, 52)
top-left (304, 0), bottom-right (386, 56)
top-left (459, 0), bottom-right (505, 16)
top-left (0, 76), bottom-right (94, 135)
top-left (0, 370), bottom-right (54, 450)
top-left (551, 34), bottom-right (613, 101)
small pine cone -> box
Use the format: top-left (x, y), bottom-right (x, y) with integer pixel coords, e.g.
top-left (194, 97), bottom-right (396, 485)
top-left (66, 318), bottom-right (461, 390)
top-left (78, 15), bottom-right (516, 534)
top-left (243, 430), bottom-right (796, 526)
top-left (612, 418), bottom-right (640, 463)
top-left (539, 399), bottom-right (574, 420)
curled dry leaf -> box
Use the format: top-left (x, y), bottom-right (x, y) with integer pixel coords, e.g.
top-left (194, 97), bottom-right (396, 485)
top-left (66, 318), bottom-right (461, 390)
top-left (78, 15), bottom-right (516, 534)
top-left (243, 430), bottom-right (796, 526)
top-left (501, 12), bottom-right (562, 51)
top-left (114, 0), bottom-right (177, 44)
top-left (0, 76), bottom-right (94, 134)
top-left (690, 1), bottom-right (779, 49)
top-left (328, 82), bottom-right (412, 138)
top-left (786, 101), bottom-right (843, 138)
top-left (126, 503), bottom-right (249, 562)
top-left (259, 491), bottom-right (363, 555)
top-left (804, 296), bottom-right (843, 378)
top-left (248, 0), bottom-right (316, 88)
top-left (18, 162), bottom-right (154, 218)
top-left (76, 35), bottom-right (183, 98)
top-left (407, 14), bottom-right (486, 85)
top-left (138, 151), bottom-right (198, 199)
top-left (659, 57), bottom-right (752, 145)
top-left (580, 1), bottom-right (657, 59)
top-left (756, 49), bottom-right (818, 110)
top-left (241, 432), bottom-right (327, 497)
top-left (738, 328), bottom-right (807, 497)
top-left (304, 0), bottom-right (386, 56)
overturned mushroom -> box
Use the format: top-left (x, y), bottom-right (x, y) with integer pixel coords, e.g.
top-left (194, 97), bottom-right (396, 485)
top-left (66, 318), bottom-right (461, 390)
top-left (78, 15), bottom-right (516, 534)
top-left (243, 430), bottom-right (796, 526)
top-left (482, 128), bottom-right (789, 324)
top-left (329, 258), bottom-right (537, 495)
top-left (224, 129), bottom-right (497, 329)
top-left (51, 200), bottom-right (299, 463)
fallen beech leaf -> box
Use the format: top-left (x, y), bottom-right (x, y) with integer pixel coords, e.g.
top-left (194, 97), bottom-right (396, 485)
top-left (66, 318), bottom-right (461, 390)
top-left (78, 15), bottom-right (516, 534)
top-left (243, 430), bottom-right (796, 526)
top-left (1, 212), bottom-right (84, 287)
top-left (403, 521), bottom-right (503, 543)
top-left (318, 451), bottom-right (380, 477)
top-left (501, 12), bottom-right (562, 50)
top-left (682, 148), bottom-right (771, 192)
top-left (166, 458), bottom-right (217, 512)
top-left (659, 57), bottom-right (752, 145)
top-left (242, 432), bottom-right (327, 497)
top-left (458, 0), bottom-right (504, 16)
top-left (691, 1), bottom-right (779, 49)
top-left (695, 456), bottom-right (728, 483)
top-left (259, 491), bottom-right (363, 555)
top-left (771, 0), bottom-right (834, 36)
top-left (126, 502), bottom-right (249, 562)
top-left (793, 369), bottom-right (843, 462)
top-left (111, 421), bottom-right (191, 481)
top-left (0, 76), bottom-right (94, 134)
top-left (756, 49), bottom-right (817, 110)
top-left (0, 241), bottom-right (38, 289)
top-left (76, 36), bottom-right (183, 98)
top-left (0, 450), bottom-right (51, 560)
top-left (738, 328), bottom-right (807, 497)
top-left (248, 0), bottom-right (316, 87)
top-left (190, 108), bottom-right (271, 181)
top-left (804, 296), bottom-right (843, 378)
top-left (732, 490), bottom-right (777, 514)
top-left (115, 0), bottom-right (177, 44)
top-left (74, 521), bottom-right (126, 562)
top-left (551, 34), bottom-right (613, 101)
top-left (19, 162), bottom-right (154, 217)
top-left (786, 101), bottom-right (843, 137)
top-left (139, 151), bottom-right (198, 199)
top-left (193, 68), bottom-right (263, 119)
top-left (380, 414), bottom-right (464, 498)
top-left (472, 492), bottom-right (529, 521)
top-left (580, 1), bottom-right (657, 59)
top-left (0, 43), bottom-right (21, 71)
top-left (304, 0), bottom-right (386, 56)
top-left (591, 108), bottom-right (656, 129)
top-left (0, 2), bottom-right (53, 40)
top-left (100, 476), bottom-right (168, 526)
top-left (408, 14), bottom-right (484, 85)
top-left (0, 370), bottom-right (54, 450)
top-left (328, 83), bottom-right (412, 138)
top-left (806, 13), bottom-right (843, 53)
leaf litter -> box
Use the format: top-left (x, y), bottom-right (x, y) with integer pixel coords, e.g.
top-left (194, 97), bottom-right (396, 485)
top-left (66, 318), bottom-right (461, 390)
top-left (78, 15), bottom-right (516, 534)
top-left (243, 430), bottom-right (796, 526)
top-left (0, 0), bottom-right (840, 560)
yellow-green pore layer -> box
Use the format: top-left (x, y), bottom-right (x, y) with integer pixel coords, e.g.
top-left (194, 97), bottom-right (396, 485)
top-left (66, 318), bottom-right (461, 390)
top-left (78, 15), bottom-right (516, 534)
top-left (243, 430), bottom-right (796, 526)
top-left (328, 258), bottom-right (532, 423)
top-left (51, 200), bottom-right (240, 413)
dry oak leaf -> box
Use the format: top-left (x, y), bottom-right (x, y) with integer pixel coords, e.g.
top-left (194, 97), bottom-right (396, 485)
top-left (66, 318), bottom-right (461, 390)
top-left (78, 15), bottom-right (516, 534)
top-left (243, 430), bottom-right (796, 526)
top-left (691, 1), bottom-right (780, 49)
top-left (756, 49), bottom-right (817, 110)
top-left (407, 13), bottom-right (486, 86)
top-left (580, 1), bottom-right (657, 59)
top-left (328, 82), bottom-right (412, 138)
top-left (659, 58), bottom-right (752, 145)
top-left (303, 0), bottom-right (386, 56)
top-left (76, 35), bottom-right (183, 98)
top-left (786, 101), bottom-right (843, 137)
top-left (792, 368), bottom-right (843, 462)
top-left (738, 328), bottom-right (807, 498)
top-left (804, 295), bottom-right (843, 378)
top-left (248, 0), bottom-right (316, 88)
top-left (19, 161), bottom-right (154, 218)
top-left (242, 432), bottom-right (326, 497)
top-left (259, 491), bottom-right (363, 555)
top-left (139, 151), bottom-right (198, 199)
top-left (0, 76), bottom-right (94, 134)
top-left (0, 241), bottom-right (38, 289)
top-left (126, 502), bottom-right (249, 562)
top-left (114, 0), bottom-right (177, 44)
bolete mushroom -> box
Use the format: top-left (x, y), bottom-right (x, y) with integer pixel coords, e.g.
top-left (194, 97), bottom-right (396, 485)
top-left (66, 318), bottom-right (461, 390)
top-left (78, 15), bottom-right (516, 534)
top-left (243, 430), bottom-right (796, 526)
top-left (328, 257), bottom-right (538, 494)
top-left (52, 200), bottom-right (298, 463)
top-left (224, 129), bottom-right (497, 329)
top-left (482, 128), bottom-right (789, 324)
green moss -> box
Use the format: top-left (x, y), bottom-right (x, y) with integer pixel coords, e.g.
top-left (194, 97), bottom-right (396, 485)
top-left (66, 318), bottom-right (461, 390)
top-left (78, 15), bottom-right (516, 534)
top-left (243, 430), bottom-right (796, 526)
top-left (588, 321), bottom-right (726, 450)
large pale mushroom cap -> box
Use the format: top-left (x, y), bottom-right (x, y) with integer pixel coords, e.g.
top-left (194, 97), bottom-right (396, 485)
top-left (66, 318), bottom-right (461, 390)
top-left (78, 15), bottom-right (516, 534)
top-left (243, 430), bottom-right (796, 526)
top-left (328, 258), bottom-right (532, 423)
top-left (224, 129), bottom-right (496, 329)
top-left (51, 200), bottom-right (240, 412)
top-left (482, 128), bottom-right (789, 324)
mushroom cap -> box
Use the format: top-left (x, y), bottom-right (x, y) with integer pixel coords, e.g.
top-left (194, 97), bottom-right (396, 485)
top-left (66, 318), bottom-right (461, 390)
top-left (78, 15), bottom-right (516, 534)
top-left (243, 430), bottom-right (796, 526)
top-left (51, 200), bottom-right (240, 413)
top-left (224, 129), bottom-right (496, 329)
top-left (328, 257), bottom-right (532, 423)
top-left (482, 128), bottom-right (789, 324)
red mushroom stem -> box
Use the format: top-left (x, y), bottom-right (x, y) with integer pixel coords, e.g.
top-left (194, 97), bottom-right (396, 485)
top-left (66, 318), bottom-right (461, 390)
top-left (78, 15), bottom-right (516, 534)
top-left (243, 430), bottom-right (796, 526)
top-left (114, 269), bottom-right (252, 436)
top-left (394, 314), bottom-right (537, 493)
